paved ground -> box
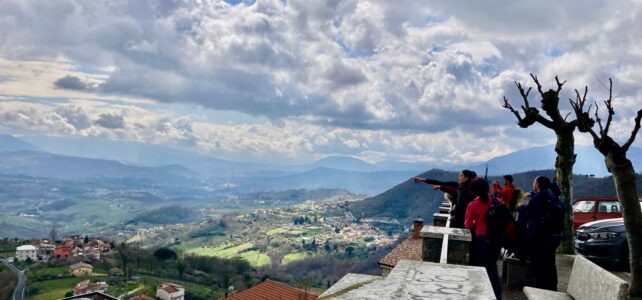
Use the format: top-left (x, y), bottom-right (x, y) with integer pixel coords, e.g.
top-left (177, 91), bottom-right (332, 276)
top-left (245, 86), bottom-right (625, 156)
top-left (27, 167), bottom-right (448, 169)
top-left (0, 258), bottom-right (26, 300)
top-left (500, 254), bottom-right (575, 300)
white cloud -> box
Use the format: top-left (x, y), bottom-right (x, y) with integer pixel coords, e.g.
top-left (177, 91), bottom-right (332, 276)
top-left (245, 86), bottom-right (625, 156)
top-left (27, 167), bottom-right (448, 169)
top-left (1, 0), bottom-right (642, 163)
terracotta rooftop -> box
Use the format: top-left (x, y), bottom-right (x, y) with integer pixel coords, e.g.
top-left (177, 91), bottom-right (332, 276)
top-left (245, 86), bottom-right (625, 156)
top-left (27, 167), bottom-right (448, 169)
top-left (58, 292), bottom-right (118, 300)
top-left (70, 262), bottom-right (93, 271)
top-left (160, 283), bottom-right (183, 294)
top-left (220, 280), bottom-right (319, 300)
top-left (378, 237), bottom-right (423, 268)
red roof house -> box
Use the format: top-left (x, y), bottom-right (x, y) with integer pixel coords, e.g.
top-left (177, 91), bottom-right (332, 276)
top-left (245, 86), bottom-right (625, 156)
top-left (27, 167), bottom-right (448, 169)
top-left (220, 280), bottom-right (319, 300)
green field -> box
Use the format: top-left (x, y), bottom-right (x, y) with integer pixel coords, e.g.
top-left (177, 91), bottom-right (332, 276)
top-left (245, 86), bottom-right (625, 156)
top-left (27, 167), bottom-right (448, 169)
top-left (281, 252), bottom-right (314, 265)
top-left (266, 227), bottom-right (304, 236)
top-left (186, 242), bottom-right (270, 267)
top-left (28, 277), bottom-right (94, 300)
top-left (29, 266), bottom-right (69, 277)
top-left (266, 227), bottom-right (289, 235)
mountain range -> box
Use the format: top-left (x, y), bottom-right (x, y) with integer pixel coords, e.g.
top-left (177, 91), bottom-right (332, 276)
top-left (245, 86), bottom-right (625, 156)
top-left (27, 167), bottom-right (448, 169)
top-left (2, 134), bottom-right (642, 196)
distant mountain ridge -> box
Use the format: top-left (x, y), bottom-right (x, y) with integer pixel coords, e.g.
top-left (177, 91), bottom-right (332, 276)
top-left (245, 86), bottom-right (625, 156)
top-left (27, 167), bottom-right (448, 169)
top-left (467, 145), bottom-right (642, 177)
top-left (0, 134), bottom-right (39, 152)
top-left (349, 169), bottom-right (642, 224)
top-left (236, 167), bottom-right (420, 195)
top-left (0, 150), bottom-right (199, 187)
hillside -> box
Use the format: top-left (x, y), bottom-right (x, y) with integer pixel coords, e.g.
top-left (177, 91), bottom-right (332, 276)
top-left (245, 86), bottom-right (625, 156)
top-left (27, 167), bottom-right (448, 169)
top-left (349, 169), bottom-right (642, 224)
top-left (0, 134), bottom-right (39, 152)
top-left (0, 150), bottom-right (199, 187)
top-left (348, 169), bottom-right (457, 222)
top-left (237, 167), bottom-right (420, 195)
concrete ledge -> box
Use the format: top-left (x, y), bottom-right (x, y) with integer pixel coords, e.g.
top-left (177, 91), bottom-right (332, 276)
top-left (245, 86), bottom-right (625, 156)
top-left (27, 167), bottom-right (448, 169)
top-left (420, 225), bottom-right (471, 241)
top-left (567, 255), bottom-right (630, 300)
top-left (323, 260), bottom-right (496, 299)
top-left (432, 213), bottom-right (449, 227)
top-left (439, 207), bottom-right (450, 214)
top-left (319, 273), bottom-right (381, 299)
top-left (523, 287), bottom-right (572, 300)
top-left (421, 226), bottom-right (471, 264)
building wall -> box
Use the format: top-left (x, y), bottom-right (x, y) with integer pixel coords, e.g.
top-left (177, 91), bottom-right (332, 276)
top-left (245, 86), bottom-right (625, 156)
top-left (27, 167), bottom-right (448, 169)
top-left (16, 249), bottom-right (37, 261)
top-left (156, 289), bottom-right (184, 300)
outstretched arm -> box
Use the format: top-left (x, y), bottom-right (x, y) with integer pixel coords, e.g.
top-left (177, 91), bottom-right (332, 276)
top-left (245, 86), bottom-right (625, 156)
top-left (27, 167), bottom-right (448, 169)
top-left (413, 177), bottom-right (457, 187)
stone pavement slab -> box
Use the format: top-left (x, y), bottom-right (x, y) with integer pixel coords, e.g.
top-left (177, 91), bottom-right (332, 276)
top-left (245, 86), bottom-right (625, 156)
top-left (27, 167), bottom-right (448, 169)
top-left (323, 260), bottom-right (496, 299)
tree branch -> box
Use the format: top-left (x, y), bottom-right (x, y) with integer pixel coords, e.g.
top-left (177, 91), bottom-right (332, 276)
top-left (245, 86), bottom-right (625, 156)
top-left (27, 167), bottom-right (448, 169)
top-left (603, 78), bottom-right (614, 136)
top-left (555, 75), bottom-right (567, 93)
top-left (623, 108), bottom-right (642, 152)
top-left (594, 101), bottom-right (605, 135)
top-left (515, 81), bottom-right (532, 108)
top-left (530, 73), bottom-right (545, 98)
top-left (503, 96), bottom-right (523, 123)
top-left (569, 91), bottom-right (600, 142)
top-left (534, 115), bottom-right (555, 129)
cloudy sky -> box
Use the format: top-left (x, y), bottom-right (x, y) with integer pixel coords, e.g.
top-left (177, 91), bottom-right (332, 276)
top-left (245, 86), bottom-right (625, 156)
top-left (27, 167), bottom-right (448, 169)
top-left (1, 0), bottom-right (641, 164)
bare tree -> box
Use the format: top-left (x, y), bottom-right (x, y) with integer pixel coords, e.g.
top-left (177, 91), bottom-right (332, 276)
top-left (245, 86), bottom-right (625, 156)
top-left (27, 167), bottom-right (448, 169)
top-left (569, 78), bottom-right (642, 296)
top-left (503, 74), bottom-right (577, 253)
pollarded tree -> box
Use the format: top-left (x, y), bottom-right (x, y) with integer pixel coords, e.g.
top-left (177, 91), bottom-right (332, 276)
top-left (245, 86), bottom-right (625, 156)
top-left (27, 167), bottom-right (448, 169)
top-left (503, 74), bottom-right (577, 253)
top-left (569, 79), bottom-right (642, 296)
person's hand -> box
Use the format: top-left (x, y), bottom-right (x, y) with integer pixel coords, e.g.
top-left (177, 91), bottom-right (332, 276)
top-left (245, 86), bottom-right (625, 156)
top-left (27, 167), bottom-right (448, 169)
top-left (413, 177), bottom-right (425, 183)
top-left (431, 185), bottom-right (440, 190)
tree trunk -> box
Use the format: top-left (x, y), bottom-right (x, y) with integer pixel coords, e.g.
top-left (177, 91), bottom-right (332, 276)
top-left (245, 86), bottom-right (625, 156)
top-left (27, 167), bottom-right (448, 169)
top-left (555, 129), bottom-right (576, 254)
top-left (606, 153), bottom-right (642, 297)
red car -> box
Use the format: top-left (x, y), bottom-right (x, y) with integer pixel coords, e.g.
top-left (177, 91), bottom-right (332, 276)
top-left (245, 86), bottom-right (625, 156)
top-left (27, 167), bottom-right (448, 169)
top-left (572, 197), bottom-right (642, 230)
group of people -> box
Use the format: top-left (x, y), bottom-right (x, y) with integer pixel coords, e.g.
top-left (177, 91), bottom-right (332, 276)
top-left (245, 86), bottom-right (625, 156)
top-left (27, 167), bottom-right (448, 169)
top-left (414, 171), bottom-right (564, 300)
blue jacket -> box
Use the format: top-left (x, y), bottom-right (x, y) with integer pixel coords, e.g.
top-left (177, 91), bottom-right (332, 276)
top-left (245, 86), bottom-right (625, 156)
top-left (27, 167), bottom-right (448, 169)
top-left (526, 189), bottom-right (559, 238)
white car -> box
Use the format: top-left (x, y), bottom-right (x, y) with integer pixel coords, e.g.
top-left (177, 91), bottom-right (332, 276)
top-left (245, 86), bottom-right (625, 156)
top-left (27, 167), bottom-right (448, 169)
top-left (7, 257), bottom-right (14, 263)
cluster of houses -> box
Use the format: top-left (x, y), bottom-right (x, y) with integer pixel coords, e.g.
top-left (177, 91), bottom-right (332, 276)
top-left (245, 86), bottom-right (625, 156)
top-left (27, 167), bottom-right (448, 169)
top-left (14, 235), bottom-right (111, 262)
top-left (61, 282), bottom-right (185, 300)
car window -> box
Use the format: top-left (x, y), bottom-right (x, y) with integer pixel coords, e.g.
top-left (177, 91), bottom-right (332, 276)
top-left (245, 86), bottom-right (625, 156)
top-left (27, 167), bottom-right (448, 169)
top-left (598, 201), bottom-right (620, 213)
top-left (573, 200), bottom-right (596, 213)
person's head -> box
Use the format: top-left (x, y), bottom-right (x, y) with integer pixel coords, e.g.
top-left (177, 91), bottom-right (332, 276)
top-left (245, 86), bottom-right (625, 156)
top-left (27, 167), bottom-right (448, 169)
top-left (521, 192), bottom-right (532, 206)
top-left (458, 169), bottom-right (476, 184)
top-left (470, 177), bottom-right (490, 201)
top-left (533, 176), bottom-right (551, 192)
top-left (503, 175), bottom-right (513, 185)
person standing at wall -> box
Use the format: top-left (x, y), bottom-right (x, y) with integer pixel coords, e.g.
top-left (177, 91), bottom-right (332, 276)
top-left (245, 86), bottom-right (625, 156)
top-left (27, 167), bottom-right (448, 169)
top-left (526, 176), bottom-right (563, 291)
top-left (414, 170), bottom-right (477, 228)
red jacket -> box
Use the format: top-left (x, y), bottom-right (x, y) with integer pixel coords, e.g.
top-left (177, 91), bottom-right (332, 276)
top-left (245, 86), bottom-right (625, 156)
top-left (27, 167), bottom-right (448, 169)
top-left (464, 196), bottom-right (491, 236)
top-left (493, 182), bottom-right (515, 208)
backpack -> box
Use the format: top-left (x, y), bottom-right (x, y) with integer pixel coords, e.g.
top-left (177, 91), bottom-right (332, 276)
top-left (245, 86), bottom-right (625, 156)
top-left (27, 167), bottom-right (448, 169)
top-left (486, 194), bottom-right (517, 251)
top-left (542, 197), bottom-right (565, 235)
top-left (510, 188), bottom-right (523, 212)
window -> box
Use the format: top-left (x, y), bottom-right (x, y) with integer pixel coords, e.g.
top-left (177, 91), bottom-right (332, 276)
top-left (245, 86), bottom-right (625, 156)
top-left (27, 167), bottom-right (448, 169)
top-left (599, 201), bottom-right (620, 213)
top-left (573, 200), bottom-right (596, 213)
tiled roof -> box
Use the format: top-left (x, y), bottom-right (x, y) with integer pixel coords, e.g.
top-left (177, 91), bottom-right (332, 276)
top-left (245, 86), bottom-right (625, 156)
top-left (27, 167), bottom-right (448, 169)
top-left (161, 285), bottom-right (178, 293)
top-left (70, 262), bottom-right (93, 271)
top-left (75, 280), bottom-right (91, 288)
top-left (58, 292), bottom-right (118, 300)
top-left (378, 237), bottom-right (423, 268)
top-left (220, 280), bottom-right (319, 300)
top-left (160, 283), bottom-right (183, 294)
top-left (17, 245), bottom-right (37, 251)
